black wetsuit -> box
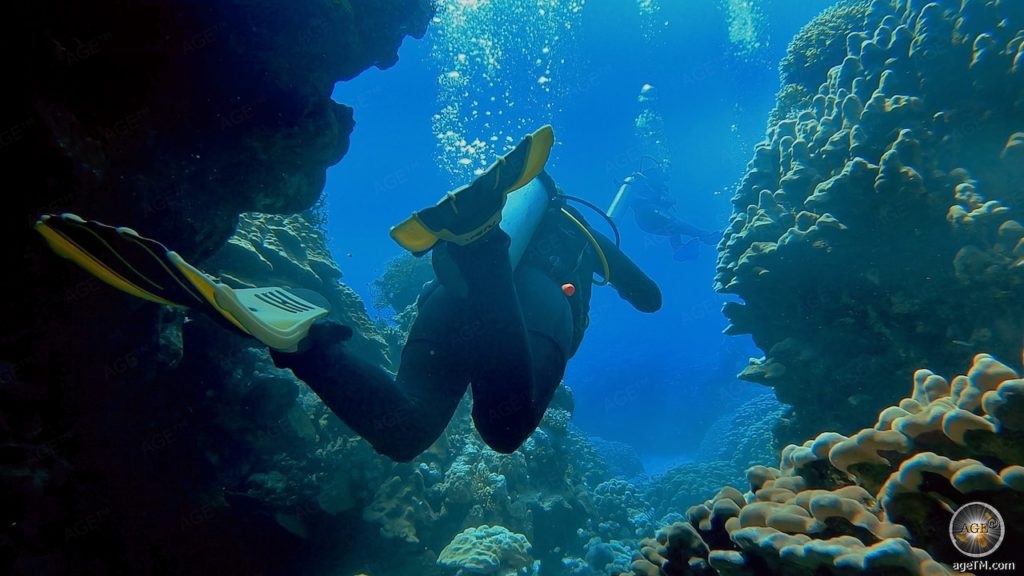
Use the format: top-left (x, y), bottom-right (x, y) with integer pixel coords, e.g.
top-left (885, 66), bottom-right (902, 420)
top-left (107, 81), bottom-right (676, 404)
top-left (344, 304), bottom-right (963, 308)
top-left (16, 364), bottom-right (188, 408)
top-left (272, 174), bottom-right (661, 462)
top-left (631, 178), bottom-right (711, 248)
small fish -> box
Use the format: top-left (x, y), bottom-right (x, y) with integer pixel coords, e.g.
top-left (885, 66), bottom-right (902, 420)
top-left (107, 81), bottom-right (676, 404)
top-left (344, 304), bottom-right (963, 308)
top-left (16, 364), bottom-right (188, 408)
top-left (952, 340), bottom-right (972, 347)
top-left (847, 393), bottom-right (871, 407)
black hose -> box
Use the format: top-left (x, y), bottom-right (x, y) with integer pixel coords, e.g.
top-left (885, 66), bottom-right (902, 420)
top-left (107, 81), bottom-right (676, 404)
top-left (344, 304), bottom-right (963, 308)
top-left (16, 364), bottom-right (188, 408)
top-left (557, 193), bottom-right (622, 247)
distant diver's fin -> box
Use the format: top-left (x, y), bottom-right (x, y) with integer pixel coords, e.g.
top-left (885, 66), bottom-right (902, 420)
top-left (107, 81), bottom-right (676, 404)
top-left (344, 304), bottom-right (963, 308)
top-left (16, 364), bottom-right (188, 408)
top-left (34, 213), bottom-right (329, 352)
top-left (390, 124), bottom-right (555, 252)
top-left (673, 237), bottom-right (701, 262)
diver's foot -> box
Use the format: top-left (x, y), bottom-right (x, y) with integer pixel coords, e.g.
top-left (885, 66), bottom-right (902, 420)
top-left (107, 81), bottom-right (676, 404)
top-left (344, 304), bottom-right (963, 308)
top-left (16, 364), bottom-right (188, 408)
top-left (270, 320), bottom-right (352, 370)
top-left (415, 171), bottom-right (507, 246)
top-left (391, 125), bottom-right (554, 252)
top-left (431, 228), bottom-right (511, 297)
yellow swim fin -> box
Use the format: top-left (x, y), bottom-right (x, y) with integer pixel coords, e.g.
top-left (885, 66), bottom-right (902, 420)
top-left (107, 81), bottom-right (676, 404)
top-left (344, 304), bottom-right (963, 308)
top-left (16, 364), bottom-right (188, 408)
top-left (390, 125), bottom-right (555, 253)
top-left (35, 213), bottom-right (329, 352)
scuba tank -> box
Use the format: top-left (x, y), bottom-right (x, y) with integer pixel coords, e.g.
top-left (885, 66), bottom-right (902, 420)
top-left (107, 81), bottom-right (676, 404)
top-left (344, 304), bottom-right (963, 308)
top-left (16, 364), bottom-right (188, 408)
top-left (606, 174), bottom-right (638, 222)
top-left (502, 176), bottom-right (552, 269)
top-left (424, 175), bottom-right (552, 297)
top-left (607, 155), bottom-right (667, 222)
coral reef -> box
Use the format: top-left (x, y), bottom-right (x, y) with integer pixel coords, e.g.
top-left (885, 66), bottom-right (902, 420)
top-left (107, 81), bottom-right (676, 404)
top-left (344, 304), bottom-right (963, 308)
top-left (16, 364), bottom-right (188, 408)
top-left (12, 0), bottom-right (432, 261)
top-left (345, 386), bottom-right (604, 576)
top-left (621, 352), bottom-right (1024, 575)
top-left (696, 393), bottom-right (786, 475)
top-left (371, 253), bottom-right (436, 315)
top-left (717, 0), bottom-right (1024, 444)
top-left (641, 394), bottom-right (783, 526)
top-left (592, 480), bottom-right (655, 540)
top-left (589, 438), bottom-right (646, 480)
top-left (3, 1), bottom-right (432, 572)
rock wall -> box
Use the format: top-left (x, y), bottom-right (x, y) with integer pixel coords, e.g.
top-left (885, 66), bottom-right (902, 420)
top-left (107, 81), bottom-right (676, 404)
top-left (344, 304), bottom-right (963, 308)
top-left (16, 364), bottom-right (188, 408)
top-left (2, 1), bottom-right (431, 573)
top-left (716, 0), bottom-right (1024, 444)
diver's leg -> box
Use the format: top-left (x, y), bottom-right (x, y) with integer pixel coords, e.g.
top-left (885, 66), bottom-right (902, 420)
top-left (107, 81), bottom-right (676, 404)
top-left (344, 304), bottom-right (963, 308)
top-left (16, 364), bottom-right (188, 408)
top-left (436, 229), bottom-right (539, 452)
top-left (448, 235), bottom-right (577, 450)
top-left (633, 206), bottom-right (678, 237)
top-left (472, 330), bottom-right (566, 453)
top-left (653, 211), bottom-right (722, 244)
top-left (270, 285), bottom-right (471, 462)
top-left (635, 208), bottom-right (719, 244)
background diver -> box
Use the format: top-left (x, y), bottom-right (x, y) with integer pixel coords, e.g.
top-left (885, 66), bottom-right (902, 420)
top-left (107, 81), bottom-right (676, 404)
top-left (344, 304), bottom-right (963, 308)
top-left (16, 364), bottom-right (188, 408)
top-left (36, 125), bottom-right (662, 462)
top-left (606, 159), bottom-right (721, 261)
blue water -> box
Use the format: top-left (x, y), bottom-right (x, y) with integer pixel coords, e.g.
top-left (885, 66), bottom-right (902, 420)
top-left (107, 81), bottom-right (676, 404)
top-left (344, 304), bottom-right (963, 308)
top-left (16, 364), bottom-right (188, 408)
top-left (325, 0), bottom-right (839, 466)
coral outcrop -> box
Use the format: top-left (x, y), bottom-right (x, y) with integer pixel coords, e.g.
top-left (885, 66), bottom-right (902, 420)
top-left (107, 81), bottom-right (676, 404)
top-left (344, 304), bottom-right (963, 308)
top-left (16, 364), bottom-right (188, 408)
top-left (717, 0), bottom-right (1024, 444)
top-left (438, 525), bottom-right (534, 576)
top-left (621, 352), bottom-right (1024, 575)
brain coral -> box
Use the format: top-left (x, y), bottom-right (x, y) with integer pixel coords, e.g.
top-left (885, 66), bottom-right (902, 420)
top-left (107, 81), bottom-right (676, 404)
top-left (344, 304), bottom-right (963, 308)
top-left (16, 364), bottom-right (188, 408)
top-left (717, 0), bottom-right (1024, 445)
top-left (620, 351), bottom-right (1024, 575)
top-left (438, 525), bottom-right (533, 575)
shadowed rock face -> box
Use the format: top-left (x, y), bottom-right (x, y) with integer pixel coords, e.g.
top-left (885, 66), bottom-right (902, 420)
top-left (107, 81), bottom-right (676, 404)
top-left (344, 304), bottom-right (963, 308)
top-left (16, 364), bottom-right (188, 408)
top-left (716, 0), bottom-right (1024, 445)
top-left (8, 0), bottom-right (431, 258)
top-left (1, 1), bottom-right (431, 572)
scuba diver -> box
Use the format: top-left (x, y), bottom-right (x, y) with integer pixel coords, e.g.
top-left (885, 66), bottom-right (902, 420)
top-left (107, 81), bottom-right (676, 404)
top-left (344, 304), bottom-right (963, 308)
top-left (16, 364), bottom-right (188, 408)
top-left (606, 159), bottom-right (721, 261)
top-left (35, 125), bottom-right (662, 462)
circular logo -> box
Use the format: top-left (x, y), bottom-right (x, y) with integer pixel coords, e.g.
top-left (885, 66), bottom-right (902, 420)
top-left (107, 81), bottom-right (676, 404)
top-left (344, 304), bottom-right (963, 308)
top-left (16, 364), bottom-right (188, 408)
top-left (949, 502), bottom-right (1004, 558)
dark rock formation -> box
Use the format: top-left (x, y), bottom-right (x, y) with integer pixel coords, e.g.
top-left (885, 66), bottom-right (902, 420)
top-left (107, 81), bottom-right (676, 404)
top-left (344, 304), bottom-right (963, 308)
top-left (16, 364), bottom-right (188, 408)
top-left (9, 0), bottom-right (430, 258)
top-left (2, 1), bottom-right (431, 573)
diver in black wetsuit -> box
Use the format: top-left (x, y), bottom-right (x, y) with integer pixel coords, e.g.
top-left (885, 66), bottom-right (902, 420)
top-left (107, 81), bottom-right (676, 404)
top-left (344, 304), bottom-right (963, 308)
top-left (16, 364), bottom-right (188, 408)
top-left (271, 170), bottom-right (660, 461)
top-left (621, 163), bottom-right (720, 258)
top-left (34, 126), bottom-right (660, 462)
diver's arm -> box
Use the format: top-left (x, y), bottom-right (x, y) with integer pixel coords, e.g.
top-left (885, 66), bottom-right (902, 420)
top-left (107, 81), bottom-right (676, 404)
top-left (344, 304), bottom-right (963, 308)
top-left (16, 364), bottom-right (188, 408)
top-left (592, 232), bottom-right (662, 313)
